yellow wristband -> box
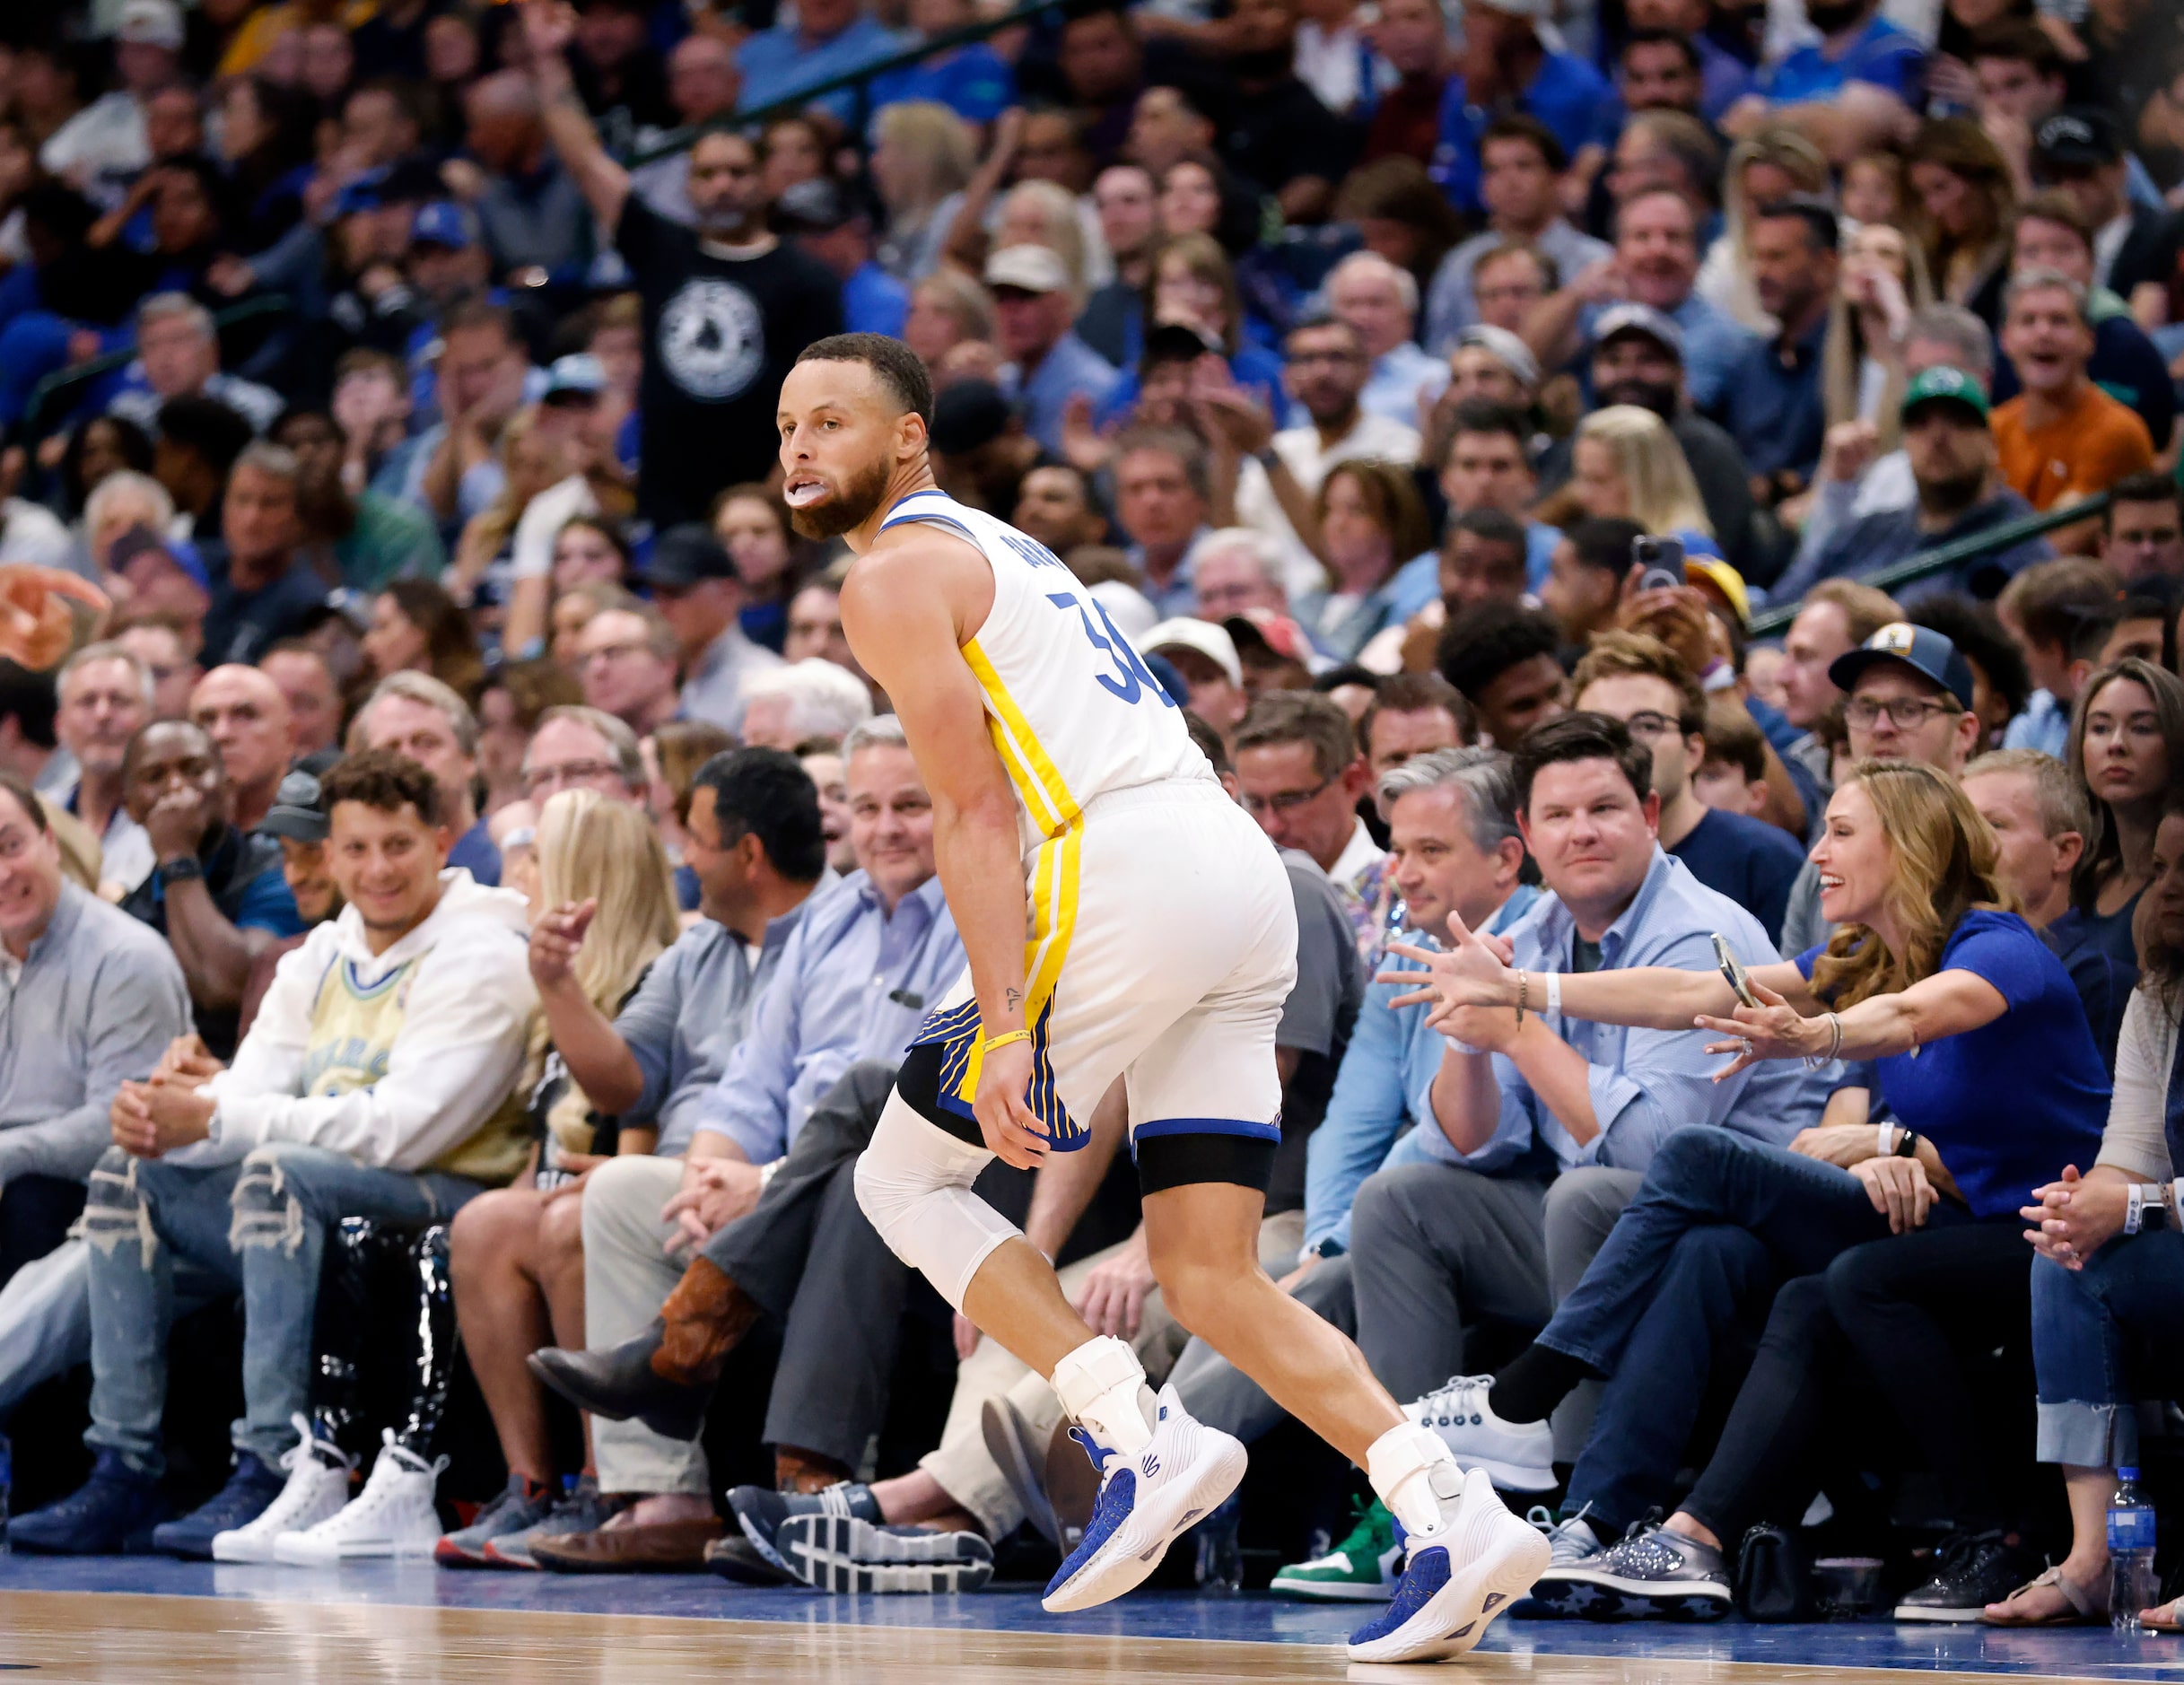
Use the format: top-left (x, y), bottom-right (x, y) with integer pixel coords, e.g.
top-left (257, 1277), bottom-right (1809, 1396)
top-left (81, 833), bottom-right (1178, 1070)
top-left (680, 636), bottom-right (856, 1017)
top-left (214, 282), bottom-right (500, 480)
top-left (981, 1029), bottom-right (1034, 1053)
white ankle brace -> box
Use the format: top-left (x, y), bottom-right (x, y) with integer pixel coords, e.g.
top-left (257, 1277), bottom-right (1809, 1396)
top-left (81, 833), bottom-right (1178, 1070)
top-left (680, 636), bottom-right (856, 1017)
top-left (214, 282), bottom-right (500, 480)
top-left (1367, 1420), bottom-right (1464, 1541)
top-left (1051, 1336), bottom-right (1156, 1456)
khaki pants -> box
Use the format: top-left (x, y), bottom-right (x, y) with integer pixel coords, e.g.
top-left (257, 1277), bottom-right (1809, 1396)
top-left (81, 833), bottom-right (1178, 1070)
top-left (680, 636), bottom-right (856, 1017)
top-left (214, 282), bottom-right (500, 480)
top-left (581, 1155), bottom-right (708, 1497)
top-left (922, 1209), bottom-right (1305, 1537)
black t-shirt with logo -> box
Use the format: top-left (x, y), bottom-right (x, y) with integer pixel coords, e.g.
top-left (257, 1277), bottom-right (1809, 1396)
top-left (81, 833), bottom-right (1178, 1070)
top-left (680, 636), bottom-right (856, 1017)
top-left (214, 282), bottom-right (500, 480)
top-left (615, 196), bottom-right (844, 528)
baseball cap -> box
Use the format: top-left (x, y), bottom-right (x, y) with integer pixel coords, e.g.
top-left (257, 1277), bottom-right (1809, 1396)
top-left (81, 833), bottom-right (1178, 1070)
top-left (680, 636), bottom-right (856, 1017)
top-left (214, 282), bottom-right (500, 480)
top-left (1223, 608), bottom-right (1314, 666)
top-left (117, 0), bottom-right (185, 51)
top-left (411, 201), bottom-right (477, 251)
top-left (1452, 324), bottom-right (1540, 388)
top-left (108, 524), bottom-right (209, 594)
top-left (1142, 320), bottom-right (1222, 365)
top-left (259, 766), bottom-right (332, 844)
top-left (542, 354), bottom-right (607, 405)
top-left (1682, 554), bottom-right (1750, 629)
top-left (1900, 364), bottom-right (1989, 423)
top-left (774, 177), bottom-right (855, 234)
top-left (1827, 622), bottom-right (1978, 713)
top-left (984, 245), bottom-right (1071, 296)
top-left (638, 522), bottom-right (737, 590)
top-left (930, 380), bottom-right (1013, 455)
top-left (1139, 617), bottom-right (1243, 689)
top-left (2034, 108), bottom-right (2122, 171)
top-left (331, 167), bottom-right (391, 221)
top-left (1594, 302), bottom-right (1686, 362)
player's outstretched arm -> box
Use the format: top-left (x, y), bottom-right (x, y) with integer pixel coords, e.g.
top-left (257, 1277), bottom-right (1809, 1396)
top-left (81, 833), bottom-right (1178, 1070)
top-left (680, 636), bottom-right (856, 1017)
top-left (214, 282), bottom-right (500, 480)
top-left (841, 537), bottom-right (1047, 1169)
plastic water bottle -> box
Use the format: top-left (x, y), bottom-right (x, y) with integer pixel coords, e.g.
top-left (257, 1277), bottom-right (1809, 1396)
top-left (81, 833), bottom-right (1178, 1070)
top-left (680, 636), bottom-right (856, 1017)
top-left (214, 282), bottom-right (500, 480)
top-left (2109, 1467), bottom-right (2158, 1633)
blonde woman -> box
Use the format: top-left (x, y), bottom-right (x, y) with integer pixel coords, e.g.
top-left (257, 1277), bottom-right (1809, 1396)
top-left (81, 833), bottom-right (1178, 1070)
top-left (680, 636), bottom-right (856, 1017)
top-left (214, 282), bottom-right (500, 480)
top-left (1821, 219), bottom-right (1937, 450)
top-left (903, 266), bottom-right (1000, 367)
top-left (1698, 128), bottom-right (1832, 334)
top-left (869, 100), bottom-right (977, 281)
top-left (1568, 405), bottom-right (1714, 545)
top-left (1385, 758), bottom-right (2110, 1618)
top-left (438, 788), bottom-right (681, 1567)
top-left (1909, 118), bottom-right (2017, 327)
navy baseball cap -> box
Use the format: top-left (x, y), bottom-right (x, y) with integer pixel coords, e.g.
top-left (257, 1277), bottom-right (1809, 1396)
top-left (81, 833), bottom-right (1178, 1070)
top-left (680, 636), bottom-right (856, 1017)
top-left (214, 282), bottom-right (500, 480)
top-left (259, 754), bottom-right (342, 843)
top-left (639, 523), bottom-right (737, 589)
top-left (1828, 621), bottom-right (1978, 712)
top-left (109, 524), bottom-right (209, 594)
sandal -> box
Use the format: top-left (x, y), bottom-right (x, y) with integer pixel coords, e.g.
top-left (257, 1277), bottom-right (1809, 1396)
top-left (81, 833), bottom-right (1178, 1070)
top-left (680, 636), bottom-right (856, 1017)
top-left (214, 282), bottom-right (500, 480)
top-left (1982, 1565), bottom-right (2108, 1627)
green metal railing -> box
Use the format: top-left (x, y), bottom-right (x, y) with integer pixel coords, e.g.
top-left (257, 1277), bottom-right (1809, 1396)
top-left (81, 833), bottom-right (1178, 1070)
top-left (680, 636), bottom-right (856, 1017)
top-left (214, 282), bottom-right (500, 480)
top-left (21, 293), bottom-right (295, 443)
top-left (626, 0), bottom-right (1063, 164)
top-left (1748, 491), bottom-right (2113, 635)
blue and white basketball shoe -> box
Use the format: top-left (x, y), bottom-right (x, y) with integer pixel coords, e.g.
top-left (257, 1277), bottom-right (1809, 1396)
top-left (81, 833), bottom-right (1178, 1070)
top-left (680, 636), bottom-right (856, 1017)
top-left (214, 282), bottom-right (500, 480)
top-left (1042, 1384), bottom-right (1247, 1613)
top-left (1347, 1466), bottom-right (1551, 1663)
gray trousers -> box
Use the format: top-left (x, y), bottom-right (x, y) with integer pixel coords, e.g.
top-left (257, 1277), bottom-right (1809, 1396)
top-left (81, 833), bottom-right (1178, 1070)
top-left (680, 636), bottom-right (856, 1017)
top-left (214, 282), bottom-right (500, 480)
top-left (1169, 1162), bottom-right (1645, 1459)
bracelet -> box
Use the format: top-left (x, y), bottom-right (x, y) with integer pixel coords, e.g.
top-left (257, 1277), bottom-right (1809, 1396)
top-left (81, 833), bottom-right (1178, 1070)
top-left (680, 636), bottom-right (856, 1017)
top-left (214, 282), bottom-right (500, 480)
top-left (756, 1157), bottom-right (784, 1192)
top-left (1878, 1122), bottom-right (1894, 1162)
top-left (1516, 970), bottom-right (1528, 1027)
top-left (159, 855), bottom-right (205, 884)
top-left (1544, 969), bottom-right (1562, 1018)
top-left (2127, 1183), bottom-right (2147, 1235)
top-left (1805, 1012), bottom-right (1844, 1070)
top-left (981, 1029), bottom-right (1033, 1053)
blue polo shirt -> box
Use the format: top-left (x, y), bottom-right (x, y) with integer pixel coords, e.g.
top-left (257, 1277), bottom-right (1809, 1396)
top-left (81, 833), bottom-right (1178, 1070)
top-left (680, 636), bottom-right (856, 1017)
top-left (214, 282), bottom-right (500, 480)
top-left (735, 17), bottom-right (910, 126)
top-left (1715, 313), bottom-right (1829, 479)
top-left (868, 41), bottom-right (1015, 124)
top-left (1430, 50), bottom-right (1612, 214)
top-left (1760, 15), bottom-right (1924, 105)
top-left (1009, 331), bottom-right (1120, 457)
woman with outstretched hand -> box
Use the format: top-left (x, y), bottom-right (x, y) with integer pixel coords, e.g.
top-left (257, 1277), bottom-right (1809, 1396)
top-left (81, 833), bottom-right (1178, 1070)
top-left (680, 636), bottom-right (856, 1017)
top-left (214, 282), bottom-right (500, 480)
top-left (1385, 760), bottom-right (2110, 1620)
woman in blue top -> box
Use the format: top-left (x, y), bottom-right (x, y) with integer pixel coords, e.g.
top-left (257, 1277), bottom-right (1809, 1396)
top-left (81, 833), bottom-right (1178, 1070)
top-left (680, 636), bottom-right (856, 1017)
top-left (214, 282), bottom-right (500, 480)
top-left (1387, 760), bottom-right (2110, 1612)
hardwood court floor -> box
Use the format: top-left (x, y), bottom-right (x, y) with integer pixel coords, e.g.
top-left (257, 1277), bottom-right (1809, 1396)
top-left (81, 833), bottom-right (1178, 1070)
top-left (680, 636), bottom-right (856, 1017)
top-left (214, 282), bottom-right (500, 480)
top-left (0, 1580), bottom-right (2180, 1685)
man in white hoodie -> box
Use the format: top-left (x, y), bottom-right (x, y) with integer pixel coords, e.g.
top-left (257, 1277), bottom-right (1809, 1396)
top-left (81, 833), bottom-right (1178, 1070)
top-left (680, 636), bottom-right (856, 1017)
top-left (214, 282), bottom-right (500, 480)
top-left (9, 750), bottom-right (537, 1561)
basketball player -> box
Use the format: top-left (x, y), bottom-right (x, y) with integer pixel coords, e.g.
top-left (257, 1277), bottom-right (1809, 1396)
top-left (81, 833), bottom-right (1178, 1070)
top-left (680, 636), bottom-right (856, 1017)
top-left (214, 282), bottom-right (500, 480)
top-left (782, 335), bottom-right (1547, 1663)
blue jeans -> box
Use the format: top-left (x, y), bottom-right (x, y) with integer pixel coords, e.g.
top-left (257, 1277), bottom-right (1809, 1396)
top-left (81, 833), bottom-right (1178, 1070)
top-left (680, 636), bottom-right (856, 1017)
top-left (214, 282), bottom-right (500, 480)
top-left (2033, 1229), bottom-right (2184, 1468)
top-left (81, 1143), bottom-right (481, 1476)
top-left (1546, 1131), bottom-right (1904, 1532)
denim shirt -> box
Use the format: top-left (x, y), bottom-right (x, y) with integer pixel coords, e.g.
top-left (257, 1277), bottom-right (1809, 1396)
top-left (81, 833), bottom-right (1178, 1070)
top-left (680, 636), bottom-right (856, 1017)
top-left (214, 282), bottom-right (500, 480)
top-left (692, 871), bottom-right (964, 1162)
top-left (1301, 886), bottom-right (1541, 1255)
top-left (1489, 849), bottom-right (1830, 1174)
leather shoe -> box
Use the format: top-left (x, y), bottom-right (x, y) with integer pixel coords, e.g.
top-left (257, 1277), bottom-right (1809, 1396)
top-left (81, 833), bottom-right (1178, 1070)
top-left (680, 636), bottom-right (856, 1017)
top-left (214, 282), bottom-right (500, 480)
top-left (529, 1260), bottom-right (760, 1442)
top-left (704, 1532), bottom-right (796, 1585)
top-left (529, 1515), bottom-right (726, 1573)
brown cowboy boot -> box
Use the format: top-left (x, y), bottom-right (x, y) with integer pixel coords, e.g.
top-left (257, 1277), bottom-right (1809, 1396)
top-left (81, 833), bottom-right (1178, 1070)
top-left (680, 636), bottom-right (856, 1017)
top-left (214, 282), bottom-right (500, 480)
top-left (529, 1259), bottom-right (762, 1442)
top-left (774, 1446), bottom-right (854, 1494)
top-left (653, 1257), bottom-right (761, 1386)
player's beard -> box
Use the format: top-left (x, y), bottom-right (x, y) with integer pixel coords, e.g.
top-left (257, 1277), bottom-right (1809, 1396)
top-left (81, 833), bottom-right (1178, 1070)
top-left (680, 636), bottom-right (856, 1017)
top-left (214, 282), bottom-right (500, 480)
top-left (789, 453), bottom-right (895, 539)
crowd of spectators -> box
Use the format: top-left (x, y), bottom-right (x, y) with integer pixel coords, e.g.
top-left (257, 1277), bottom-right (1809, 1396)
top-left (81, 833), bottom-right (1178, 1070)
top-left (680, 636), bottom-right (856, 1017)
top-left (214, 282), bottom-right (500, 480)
top-left (0, 0), bottom-right (2180, 1629)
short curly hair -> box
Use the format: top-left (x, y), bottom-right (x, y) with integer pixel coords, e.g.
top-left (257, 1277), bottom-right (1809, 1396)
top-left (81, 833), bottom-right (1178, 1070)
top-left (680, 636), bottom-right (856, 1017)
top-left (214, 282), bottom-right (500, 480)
top-left (321, 747), bottom-right (443, 828)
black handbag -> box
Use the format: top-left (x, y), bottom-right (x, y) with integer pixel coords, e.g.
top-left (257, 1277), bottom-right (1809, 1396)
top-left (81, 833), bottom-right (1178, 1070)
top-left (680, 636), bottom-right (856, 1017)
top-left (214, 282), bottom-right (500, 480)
top-left (1734, 1522), bottom-right (1814, 1622)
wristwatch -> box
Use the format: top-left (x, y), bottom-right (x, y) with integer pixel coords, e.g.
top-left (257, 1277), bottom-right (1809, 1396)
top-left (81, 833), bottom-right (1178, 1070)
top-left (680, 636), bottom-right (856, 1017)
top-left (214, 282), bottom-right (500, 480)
top-left (158, 856), bottom-right (205, 885)
top-left (1893, 1128), bottom-right (1921, 1159)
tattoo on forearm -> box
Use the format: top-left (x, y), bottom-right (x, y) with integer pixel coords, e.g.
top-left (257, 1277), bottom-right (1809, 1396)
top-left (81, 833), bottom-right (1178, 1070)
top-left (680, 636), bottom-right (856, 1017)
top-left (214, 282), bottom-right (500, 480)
top-left (1005, 988), bottom-right (1021, 1013)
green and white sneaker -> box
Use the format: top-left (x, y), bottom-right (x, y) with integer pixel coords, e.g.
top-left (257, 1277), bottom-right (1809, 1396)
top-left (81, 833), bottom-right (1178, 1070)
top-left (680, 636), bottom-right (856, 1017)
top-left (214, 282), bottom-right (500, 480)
top-left (1270, 1497), bottom-right (1403, 1602)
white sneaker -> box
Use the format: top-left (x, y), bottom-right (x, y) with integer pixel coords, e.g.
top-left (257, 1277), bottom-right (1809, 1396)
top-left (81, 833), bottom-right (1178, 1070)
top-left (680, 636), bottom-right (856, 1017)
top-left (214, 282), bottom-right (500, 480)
top-left (1346, 1467), bottom-right (1551, 1663)
top-left (1405, 1375), bottom-right (1556, 1491)
top-left (213, 1414), bottom-right (356, 1563)
top-left (273, 1431), bottom-right (449, 1564)
top-left (1041, 1384), bottom-right (1247, 1614)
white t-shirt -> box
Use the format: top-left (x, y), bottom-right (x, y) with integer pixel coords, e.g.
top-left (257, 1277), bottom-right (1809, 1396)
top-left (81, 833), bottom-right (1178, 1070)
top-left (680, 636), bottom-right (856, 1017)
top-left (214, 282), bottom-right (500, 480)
top-left (509, 475), bottom-right (602, 581)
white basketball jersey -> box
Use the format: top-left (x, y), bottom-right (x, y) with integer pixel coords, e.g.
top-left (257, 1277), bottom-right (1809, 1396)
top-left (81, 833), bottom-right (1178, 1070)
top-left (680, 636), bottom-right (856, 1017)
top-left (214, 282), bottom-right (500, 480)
top-left (877, 489), bottom-right (1212, 846)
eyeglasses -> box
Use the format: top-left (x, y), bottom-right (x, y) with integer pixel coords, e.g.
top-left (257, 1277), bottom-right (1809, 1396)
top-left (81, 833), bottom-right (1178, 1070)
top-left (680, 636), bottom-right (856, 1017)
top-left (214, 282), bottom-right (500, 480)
top-left (1620, 710), bottom-right (1684, 740)
top-left (1844, 696), bottom-right (1960, 729)
top-left (1241, 777), bottom-right (1333, 816)
top-left (523, 759), bottom-right (625, 795)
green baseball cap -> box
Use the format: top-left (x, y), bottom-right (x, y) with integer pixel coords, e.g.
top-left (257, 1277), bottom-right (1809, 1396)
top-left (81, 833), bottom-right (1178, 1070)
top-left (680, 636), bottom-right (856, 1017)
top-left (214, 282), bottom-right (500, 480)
top-left (1900, 364), bottom-right (1990, 423)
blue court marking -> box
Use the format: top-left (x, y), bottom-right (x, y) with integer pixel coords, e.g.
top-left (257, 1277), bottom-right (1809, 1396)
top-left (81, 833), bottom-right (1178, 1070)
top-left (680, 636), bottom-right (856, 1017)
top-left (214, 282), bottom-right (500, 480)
top-left (0, 1556), bottom-right (2177, 1676)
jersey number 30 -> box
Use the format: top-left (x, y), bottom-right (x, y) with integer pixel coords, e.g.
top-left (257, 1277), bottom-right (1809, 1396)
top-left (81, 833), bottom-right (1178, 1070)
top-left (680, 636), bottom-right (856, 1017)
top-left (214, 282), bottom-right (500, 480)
top-left (1047, 592), bottom-right (1176, 708)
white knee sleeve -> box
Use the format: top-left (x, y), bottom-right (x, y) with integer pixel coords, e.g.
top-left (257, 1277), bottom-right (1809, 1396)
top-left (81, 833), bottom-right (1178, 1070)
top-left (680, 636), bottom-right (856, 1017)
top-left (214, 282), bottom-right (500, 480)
top-left (853, 1092), bottom-right (1023, 1313)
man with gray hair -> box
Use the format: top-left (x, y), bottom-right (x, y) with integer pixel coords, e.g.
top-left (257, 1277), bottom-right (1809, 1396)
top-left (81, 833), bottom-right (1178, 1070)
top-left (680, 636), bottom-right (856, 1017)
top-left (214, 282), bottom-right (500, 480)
top-left (1190, 528), bottom-right (1291, 622)
top-left (520, 705), bottom-right (648, 806)
top-left (738, 659), bottom-right (874, 753)
top-left (1327, 252), bottom-right (1449, 429)
top-left (201, 444), bottom-right (328, 667)
top-left (109, 293), bottom-right (282, 437)
top-left (355, 673), bottom-right (501, 886)
top-left (53, 642), bottom-right (156, 895)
